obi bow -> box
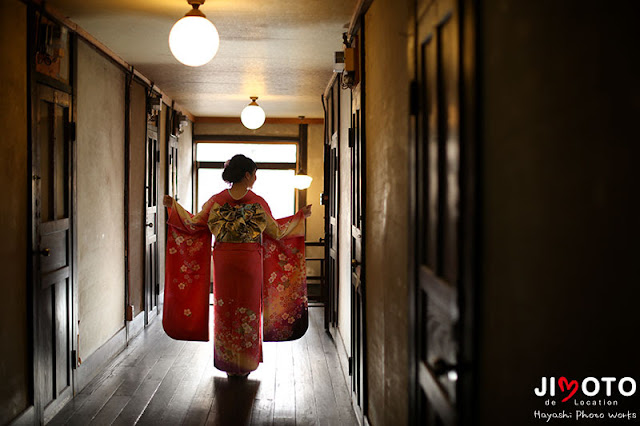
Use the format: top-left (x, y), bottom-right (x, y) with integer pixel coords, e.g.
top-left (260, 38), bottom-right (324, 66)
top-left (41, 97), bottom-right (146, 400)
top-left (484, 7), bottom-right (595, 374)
top-left (208, 202), bottom-right (267, 243)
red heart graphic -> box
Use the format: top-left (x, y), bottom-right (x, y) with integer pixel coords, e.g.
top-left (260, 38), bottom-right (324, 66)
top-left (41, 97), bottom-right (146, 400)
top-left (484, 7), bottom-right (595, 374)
top-left (558, 377), bottom-right (579, 402)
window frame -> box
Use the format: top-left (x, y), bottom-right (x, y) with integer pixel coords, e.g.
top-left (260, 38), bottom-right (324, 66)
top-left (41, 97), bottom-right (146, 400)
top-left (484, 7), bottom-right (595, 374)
top-left (193, 135), bottom-right (304, 214)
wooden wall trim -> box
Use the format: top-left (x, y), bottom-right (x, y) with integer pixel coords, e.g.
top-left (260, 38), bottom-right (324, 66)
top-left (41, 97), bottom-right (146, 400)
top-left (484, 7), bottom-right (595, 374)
top-left (126, 311), bottom-right (145, 342)
top-left (323, 73), bottom-right (339, 101)
top-left (194, 134), bottom-right (300, 143)
top-left (195, 116), bottom-right (323, 125)
top-left (8, 406), bottom-right (35, 426)
top-left (75, 327), bottom-right (127, 393)
top-left (347, 0), bottom-right (374, 38)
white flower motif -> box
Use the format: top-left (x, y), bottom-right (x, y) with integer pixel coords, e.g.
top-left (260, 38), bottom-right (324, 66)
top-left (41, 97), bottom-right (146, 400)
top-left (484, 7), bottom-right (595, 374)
top-left (277, 284), bottom-right (285, 292)
top-left (218, 299), bottom-right (224, 306)
top-left (278, 253), bottom-right (287, 261)
top-left (283, 264), bottom-right (292, 272)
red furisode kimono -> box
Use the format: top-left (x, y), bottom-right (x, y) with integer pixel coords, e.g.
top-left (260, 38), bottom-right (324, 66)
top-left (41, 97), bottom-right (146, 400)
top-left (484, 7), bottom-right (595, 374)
top-left (162, 189), bottom-right (308, 374)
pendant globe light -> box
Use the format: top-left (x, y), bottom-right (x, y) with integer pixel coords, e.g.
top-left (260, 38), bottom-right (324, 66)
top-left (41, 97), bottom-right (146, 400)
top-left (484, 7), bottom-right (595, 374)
top-left (169, 0), bottom-right (219, 67)
top-left (241, 97), bottom-right (266, 130)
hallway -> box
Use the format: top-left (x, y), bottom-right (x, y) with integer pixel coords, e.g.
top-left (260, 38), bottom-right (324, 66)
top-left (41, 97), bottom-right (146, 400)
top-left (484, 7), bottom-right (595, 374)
top-left (47, 307), bottom-right (356, 426)
top-left (3, 0), bottom-right (640, 425)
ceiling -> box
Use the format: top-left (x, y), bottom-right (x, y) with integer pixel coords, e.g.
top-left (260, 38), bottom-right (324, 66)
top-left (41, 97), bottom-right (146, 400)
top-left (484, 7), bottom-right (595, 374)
top-left (48, 0), bottom-right (356, 118)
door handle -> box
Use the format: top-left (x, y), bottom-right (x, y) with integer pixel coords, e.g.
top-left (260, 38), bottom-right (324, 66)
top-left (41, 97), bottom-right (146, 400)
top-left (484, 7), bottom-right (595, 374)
top-left (147, 223), bottom-right (154, 228)
top-left (40, 248), bottom-right (51, 257)
top-left (432, 358), bottom-right (458, 381)
top-left (351, 259), bottom-right (361, 268)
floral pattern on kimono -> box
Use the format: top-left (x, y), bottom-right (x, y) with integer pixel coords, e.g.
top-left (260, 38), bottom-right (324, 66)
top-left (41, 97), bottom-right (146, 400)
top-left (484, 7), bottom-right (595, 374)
top-left (163, 189), bottom-right (308, 373)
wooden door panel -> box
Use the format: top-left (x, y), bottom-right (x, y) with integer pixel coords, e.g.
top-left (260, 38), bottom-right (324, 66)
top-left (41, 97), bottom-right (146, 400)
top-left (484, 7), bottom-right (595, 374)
top-left (350, 77), bottom-right (366, 417)
top-left (54, 279), bottom-right (71, 396)
top-left (145, 123), bottom-right (159, 321)
top-left (39, 235), bottom-right (67, 273)
top-left (33, 84), bottom-right (74, 420)
top-left (325, 81), bottom-right (340, 330)
top-left (414, 1), bottom-right (463, 424)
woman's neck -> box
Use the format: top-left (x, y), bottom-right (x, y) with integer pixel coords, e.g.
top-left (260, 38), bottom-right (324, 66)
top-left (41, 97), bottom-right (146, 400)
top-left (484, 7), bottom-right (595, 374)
top-left (228, 183), bottom-right (249, 200)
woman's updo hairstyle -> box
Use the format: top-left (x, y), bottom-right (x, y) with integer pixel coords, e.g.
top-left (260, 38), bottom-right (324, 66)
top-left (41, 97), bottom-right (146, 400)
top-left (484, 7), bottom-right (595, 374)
top-left (222, 154), bottom-right (257, 184)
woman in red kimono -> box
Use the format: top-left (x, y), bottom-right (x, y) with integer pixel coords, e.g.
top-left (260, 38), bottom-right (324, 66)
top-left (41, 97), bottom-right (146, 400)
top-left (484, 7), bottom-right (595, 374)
top-left (162, 155), bottom-right (312, 377)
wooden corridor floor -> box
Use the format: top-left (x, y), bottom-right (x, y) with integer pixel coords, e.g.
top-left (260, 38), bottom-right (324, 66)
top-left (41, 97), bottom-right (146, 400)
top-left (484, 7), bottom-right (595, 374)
top-left (48, 307), bottom-right (357, 426)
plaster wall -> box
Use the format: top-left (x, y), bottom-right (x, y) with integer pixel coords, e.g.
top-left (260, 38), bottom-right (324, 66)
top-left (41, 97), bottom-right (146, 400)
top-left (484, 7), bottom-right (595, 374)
top-left (338, 86), bottom-right (352, 355)
top-left (364, 0), bottom-right (410, 424)
top-left (77, 40), bottom-right (125, 360)
top-left (0, 1), bottom-right (29, 423)
top-left (128, 80), bottom-right (147, 315)
top-left (177, 120), bottom-right (194, 213)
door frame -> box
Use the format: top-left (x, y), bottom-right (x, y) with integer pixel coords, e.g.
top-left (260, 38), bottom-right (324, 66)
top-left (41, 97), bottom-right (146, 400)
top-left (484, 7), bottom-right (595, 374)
top-left (348, 24), bottom-right (367, 424)
top-left (407, 0), bottom-right (480, 423)
top-left (144, 106), bottom-right (160, 325)
top-left (27, 8), bottom-right (78, 423)
top-left (323, 75), bottom-right (341, 332)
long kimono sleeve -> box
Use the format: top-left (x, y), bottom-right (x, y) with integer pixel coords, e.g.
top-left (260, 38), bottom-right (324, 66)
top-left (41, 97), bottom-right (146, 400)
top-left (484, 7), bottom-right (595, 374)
top-left (261, 207), bottom-right (308, 341)
top-left (163, 198), bottom-right (215, 341)
top-left (167, 197), bottom-right (215, 233)
top-left (264, 207), bottom-right (306, 240)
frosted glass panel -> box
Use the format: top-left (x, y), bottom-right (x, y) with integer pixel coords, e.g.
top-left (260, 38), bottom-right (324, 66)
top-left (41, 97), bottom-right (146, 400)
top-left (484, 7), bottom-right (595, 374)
top-left (197, 143), bottom-right (297, 163)
top-left (197, 168), bottom-right (295, 219)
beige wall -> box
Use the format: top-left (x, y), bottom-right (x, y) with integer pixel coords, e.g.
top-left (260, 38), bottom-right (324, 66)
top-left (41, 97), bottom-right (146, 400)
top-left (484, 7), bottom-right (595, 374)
top-left (77, 40), bottom-right (125, 361)
top-left (177, 120), bottom-right (194, 213)
top-left (364, 0), bottom-right (410, 424)
top-left (194, 122), bottom-right (325, 241)
top-left (338, 86), bottom-right (352, 356)
top-left (128, 81), bottom-right (147, 315)
top-left (157, 107), bottom-right (167, 298)
top-left (0, 1), bottom-right (29, 423)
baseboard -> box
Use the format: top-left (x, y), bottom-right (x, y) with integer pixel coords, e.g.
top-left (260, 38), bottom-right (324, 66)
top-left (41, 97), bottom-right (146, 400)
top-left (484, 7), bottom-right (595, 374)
top-left (148, 308), bottom-right (157, 325)
top-left (127, 310), bottom-right (145, 341)
top-left (76, 326), bottom-right (127, 392)
top-left (9, 405), bottom-right (34, 426)
top-left (333, 327), bottom-right (352, 393)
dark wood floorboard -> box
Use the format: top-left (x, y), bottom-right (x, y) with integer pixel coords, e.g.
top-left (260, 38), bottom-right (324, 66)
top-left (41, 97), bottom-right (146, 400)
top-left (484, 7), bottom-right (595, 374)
top-left (47, 307), bottom-right (357, 426)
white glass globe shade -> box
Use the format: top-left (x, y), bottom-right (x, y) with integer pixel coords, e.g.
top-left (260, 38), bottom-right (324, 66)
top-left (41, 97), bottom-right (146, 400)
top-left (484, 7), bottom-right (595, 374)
top-left (169, 16), bottom-right (219, 67)
top-left (292, 175), bottom-right (313, 190)
top-left (241, 104), bottom-right (266, 130)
